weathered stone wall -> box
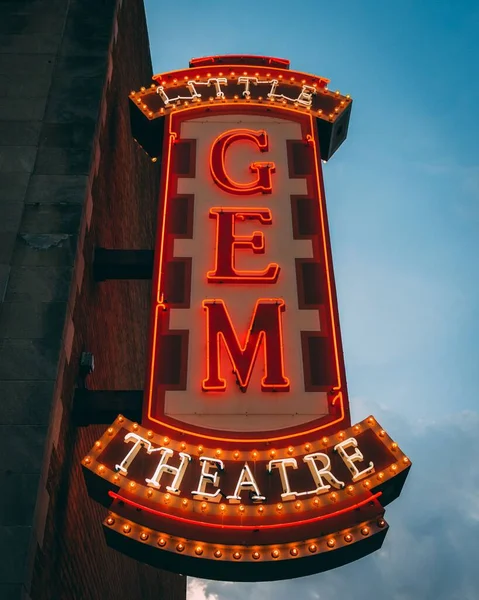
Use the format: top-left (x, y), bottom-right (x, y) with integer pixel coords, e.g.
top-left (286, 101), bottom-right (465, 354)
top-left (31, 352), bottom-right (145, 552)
top-left (0, 1), bottom-right (186, 598)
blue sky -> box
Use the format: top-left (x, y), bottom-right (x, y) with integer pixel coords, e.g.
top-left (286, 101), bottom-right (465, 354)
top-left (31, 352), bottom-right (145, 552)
top-left (143, 1), bottom-right (479, 597)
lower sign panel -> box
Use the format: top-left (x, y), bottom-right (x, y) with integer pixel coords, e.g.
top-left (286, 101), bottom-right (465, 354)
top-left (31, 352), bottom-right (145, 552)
top-left (103, 512), bottom-right (388, 581)
top-left (82, 415), bottom-right (410, 581)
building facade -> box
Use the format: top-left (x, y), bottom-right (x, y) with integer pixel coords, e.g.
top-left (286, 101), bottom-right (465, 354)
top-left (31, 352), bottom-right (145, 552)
top-left (0, 0), bottom-right (186, 598)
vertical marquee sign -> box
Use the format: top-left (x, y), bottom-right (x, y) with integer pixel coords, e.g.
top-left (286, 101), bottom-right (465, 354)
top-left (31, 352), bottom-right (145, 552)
top-left (82, 56), bottom-right (410, 581)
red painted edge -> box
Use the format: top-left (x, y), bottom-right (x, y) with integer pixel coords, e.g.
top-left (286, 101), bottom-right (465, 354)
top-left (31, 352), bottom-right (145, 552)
top-left (189, 55), bottom-right (290, 69)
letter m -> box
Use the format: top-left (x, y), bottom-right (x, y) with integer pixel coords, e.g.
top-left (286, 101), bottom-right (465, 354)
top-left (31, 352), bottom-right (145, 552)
top-left (202, 299), bottom-right (290, 392)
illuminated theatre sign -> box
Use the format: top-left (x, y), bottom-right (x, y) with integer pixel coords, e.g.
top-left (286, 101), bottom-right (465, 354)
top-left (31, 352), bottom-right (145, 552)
top-left (82, 55), bottom-right (410, 581)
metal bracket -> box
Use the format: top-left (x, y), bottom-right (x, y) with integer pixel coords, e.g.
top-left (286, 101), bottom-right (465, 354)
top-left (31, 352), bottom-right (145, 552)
top-left (93, 248), bottom-right (154, 281)
top-left (73, 390), bottom-right (143, 426)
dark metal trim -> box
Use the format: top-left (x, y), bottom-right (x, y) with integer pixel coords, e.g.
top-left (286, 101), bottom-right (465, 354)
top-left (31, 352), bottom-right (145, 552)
top-left (93, 248), bottom-right (154, 281)
top-left (73, 389), bottom-right (143, 425)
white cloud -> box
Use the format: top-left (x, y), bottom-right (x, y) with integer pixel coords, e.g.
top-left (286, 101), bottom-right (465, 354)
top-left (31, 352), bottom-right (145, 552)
top-left (187, 579), bottom-right (220, 600)
top-left (188, 408), bottom-right (479, 600)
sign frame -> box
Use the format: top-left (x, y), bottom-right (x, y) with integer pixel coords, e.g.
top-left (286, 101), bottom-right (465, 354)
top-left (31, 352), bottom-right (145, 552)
top-left (81, 55), bottom-right (411, 582)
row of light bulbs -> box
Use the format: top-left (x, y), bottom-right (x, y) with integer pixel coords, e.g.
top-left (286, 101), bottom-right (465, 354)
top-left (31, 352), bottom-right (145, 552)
top-left (147, 70), bottom-right (336, 89)
top-left (83, 425), bottom-right (409, 516)
top-left (132, 93), bottom-right (344, 122)
top-left (83, 452), bottom-right (408, 519)
top-left (106, 515), bottom-right (385, 560)
top-left (103, 415), bottom-right (397, 462)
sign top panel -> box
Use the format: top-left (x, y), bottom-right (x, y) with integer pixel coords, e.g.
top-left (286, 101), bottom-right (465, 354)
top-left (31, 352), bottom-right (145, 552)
top-left (189, 54), bottom-right (291, 69)
top-left (129, 57), bottom-right (351, 162)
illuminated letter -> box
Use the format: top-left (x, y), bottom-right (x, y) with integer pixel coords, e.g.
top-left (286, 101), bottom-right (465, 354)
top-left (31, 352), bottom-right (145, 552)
top-left (268, 458), bottom-right (298, 501)
top-left (300, 452), bottom-right (345, 495)
top-left (192, 456), bottom-right (224, 502)
top-left (115, 432), bottom-right (149, 476)
top-left (237, 76), bottom-right (274, 99)
top-left (202, 299), bottom-right (290, 392)
top-left (227, 462), bottom-right (265, 503)
top-left (207, 77), bottom-right (228, 98)
top-left (267, 83), bottom-right (316, 107)
top-left (145, 448), bottom-right (191, 494)
top-left (267, 79), bottom-right (279, 98)
top-left (156, 81), bottom-right (202, 106)
top-left (295, 84), bottom-right (317, 107)
top-left (210, 129), bottom-right (275, 195)
top-left (334, 437), bottom-right (375, 482)
top-left (207, 207), bottom-right (279, 283)
top-left (237, 76), bottom-right (258, 98)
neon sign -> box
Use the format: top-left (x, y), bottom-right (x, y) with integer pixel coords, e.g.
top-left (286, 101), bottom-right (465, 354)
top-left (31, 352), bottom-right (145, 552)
top-left (202, 298), bottom-right (289, 392)
top-left (82, 55), bottom-right (411, 581)
top-left (206, 208), bottom-right (280, 283)
top-left (210, 129), bottom-right (275, 195)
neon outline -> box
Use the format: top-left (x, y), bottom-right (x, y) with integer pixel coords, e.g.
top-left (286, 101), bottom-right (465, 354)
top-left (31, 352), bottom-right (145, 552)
top-left (135, 94), bottom-right (345, 126)
top-left (268, 83), bottom-right (317, 107)
top-left (146, 104), bottom-right (347, 443)
top-left (210, 129), bottom-right (275, 195)
top-left (202, 298), bottom-right (290, 392)
top-left (237, 77), bottom-right (278, 99)
top-left (194, 77), bottom-right (228, 98)
top-left (207, 207), bottom-right (279, 283)
top-left (108, 490), bottom-right (382, 531)
top-left (156, 81), bottom-right (202, 105)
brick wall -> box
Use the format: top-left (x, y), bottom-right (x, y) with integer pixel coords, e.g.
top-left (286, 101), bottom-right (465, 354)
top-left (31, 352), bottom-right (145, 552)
top-left (0, 0), bottom-right (186, 598)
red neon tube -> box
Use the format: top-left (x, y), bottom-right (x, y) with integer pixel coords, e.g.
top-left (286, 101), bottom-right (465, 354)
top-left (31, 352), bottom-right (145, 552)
top-left (108, 490), bottom-right (382, 531)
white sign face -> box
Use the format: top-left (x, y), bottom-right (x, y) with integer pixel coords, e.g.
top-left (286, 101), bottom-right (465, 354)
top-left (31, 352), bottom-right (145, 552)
top-left (142, 105), bottom-right (348, 433)
top-left (164, 115), bottom-right (327, 432)
top-left (143, 92), bottom-right (348, 444)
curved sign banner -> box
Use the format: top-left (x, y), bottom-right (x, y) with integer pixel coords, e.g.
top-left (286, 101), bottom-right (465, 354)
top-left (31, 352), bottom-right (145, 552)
top-left (82, 55), bottom-right (411, 581)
